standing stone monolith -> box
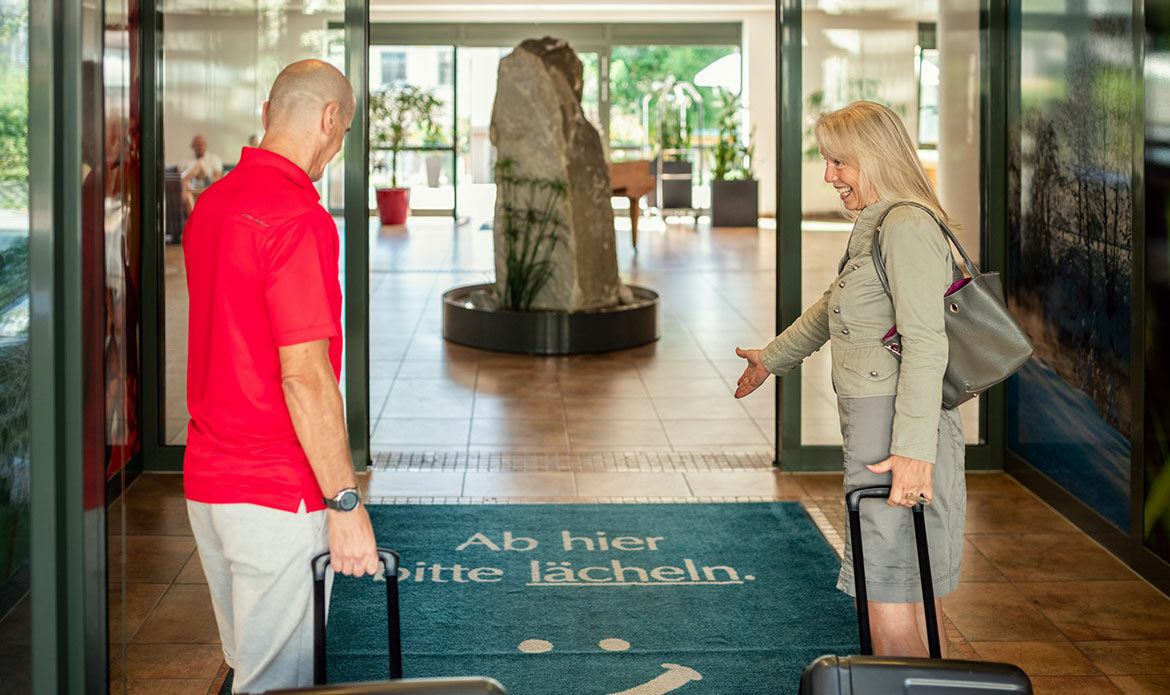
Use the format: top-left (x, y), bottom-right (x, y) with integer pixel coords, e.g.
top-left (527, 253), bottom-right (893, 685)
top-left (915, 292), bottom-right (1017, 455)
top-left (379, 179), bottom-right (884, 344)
top-left (490, 37), bottom-right (622, 311)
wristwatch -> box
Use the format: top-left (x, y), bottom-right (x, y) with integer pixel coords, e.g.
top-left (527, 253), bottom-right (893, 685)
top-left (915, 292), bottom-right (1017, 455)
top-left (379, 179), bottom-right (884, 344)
top-left (323, 487), bottom-right (360, 512)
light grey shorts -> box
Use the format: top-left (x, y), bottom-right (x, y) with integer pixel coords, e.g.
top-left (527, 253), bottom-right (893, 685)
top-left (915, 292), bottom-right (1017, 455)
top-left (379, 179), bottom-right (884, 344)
top-left (836, 395), bottom-right (966, 603)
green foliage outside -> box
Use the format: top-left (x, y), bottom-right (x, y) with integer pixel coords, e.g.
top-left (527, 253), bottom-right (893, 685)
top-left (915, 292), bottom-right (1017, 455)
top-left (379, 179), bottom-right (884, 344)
top-left (802, 80), bottom-right (903, 161)
top-left (369, 84), bottom-right (444, 188)
top-left (712, 89), bottom-right (754, 181)
top-left (0, 238), bottom-right (29, 582)
top-left (0, 4), bottom-right (28, 193)
top-left (608, 45), bottom-right (737, 148)
top-left (493, 158), bottom-right (567, 311)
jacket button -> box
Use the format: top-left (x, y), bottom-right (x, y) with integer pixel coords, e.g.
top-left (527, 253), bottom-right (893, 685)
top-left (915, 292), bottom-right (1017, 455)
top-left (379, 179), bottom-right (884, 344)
top-left (851, 264), bottom-right (859, 270)
top-left (869, 370), bottom-right (878, 377)
top-left (838, 281), bottom-right (845, 288)
top-left (842, 328), bottom-right (849, 335)
top-left (832, 308), bottom-right (840, 314)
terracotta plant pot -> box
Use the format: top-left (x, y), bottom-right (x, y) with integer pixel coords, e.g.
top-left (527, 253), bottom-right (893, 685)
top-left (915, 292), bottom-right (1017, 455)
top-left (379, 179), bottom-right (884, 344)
top-left (375, 188), bottom-right (410, 225)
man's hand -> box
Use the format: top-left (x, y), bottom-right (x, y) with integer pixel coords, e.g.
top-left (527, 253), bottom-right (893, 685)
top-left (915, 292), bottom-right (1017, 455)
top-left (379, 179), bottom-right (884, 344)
top-left (734, 347), bottom-right (771, 399)
top-left (867, 455), bottom-right (934, 507)
top-left (327, 505), bottom-right (379, 577)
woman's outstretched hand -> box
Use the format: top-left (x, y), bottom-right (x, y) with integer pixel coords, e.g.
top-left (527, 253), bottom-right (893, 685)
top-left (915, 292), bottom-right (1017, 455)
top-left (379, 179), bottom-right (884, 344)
top-left (867, 455), bottom-right (934, 507)
top-left (734, 347), bottom-right (771, 398)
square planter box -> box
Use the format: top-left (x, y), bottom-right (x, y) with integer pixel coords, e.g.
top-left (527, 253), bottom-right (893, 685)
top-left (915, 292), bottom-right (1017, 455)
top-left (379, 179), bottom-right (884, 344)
top-left (648, 159), bottom-right (693, 209)
top-left (711, 178), bottom-right (759, 227)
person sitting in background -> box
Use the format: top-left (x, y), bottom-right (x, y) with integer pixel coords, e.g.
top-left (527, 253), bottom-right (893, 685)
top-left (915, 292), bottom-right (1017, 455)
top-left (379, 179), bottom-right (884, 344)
top-left (181, 134), bottom-right (223, 215)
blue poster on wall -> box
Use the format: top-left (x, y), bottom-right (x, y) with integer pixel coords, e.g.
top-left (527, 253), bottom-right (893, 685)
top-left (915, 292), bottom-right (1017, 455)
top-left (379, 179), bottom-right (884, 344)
top-left (1006, 0), bottom-right (1135, 531)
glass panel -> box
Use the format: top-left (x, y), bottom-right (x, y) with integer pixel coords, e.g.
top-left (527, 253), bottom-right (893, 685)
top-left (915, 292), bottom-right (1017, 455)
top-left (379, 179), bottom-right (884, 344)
top-left (160, 0), bottom-right (346, 443)
top-left (369, 44), bottom-right (456, 215)
top-left (454, 46), bottom-right (509, 222)
top-left (1145, 0), bottom-right (1170, 562)
top-left (1007, 0), bottom-right (1136, 531)
top-left (799, 0), bottom-right (982, 446)
top-left (0, 0), bottom-right (29, 690)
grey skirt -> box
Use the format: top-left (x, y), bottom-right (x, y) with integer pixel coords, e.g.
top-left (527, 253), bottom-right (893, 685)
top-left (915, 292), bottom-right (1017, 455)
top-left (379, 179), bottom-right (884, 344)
top-left (836, 395), bottom-right (966, 603)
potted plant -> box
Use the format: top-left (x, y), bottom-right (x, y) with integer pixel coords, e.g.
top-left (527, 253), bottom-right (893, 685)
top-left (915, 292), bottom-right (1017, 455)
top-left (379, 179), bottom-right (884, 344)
top-left (422, 114), bottom-right (446, 189)
top-left (648, 87), bottom-right (695, 210)
top-left (369, 85), bottom-right (443, 225)
top-left (710, 89), bottom-right (758, 227)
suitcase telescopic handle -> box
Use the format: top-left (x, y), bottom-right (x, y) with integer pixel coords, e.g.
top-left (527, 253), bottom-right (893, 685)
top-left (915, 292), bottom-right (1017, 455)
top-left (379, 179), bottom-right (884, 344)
top-left (311, 548), bottom-right (403, 685)
top-left (846, 485), bottom-right (941, 659)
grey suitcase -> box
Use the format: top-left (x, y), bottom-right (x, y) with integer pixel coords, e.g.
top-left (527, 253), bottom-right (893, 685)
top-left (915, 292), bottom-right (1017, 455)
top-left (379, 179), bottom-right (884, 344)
top-left (798, 486), bottom-right (1032, 694)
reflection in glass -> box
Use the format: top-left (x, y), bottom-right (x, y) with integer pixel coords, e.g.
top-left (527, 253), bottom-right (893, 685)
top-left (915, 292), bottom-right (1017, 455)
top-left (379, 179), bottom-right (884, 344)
top-left (799, 1), bottom-right (982, 446)
top-left (0, 0), bottom-right (29, 690)
top-left (161, 1), bottom-right (345, 444)
top-left (1006, 0), bottom-right (1135, 531)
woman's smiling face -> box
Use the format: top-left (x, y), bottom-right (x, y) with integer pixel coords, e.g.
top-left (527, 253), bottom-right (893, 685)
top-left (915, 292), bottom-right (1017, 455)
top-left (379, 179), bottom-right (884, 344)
top-left (821, 151), bottom-right (871, 211)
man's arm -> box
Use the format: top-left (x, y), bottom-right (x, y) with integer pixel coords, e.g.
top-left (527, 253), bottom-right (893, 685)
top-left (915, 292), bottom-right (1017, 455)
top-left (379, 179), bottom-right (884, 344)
top-left (279, 339), bottom-right (378, 577)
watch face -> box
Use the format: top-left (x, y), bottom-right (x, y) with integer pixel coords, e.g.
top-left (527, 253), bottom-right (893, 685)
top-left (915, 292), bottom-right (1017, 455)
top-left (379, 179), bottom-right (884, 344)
top-left (338, 489), bottom-right (360, 512)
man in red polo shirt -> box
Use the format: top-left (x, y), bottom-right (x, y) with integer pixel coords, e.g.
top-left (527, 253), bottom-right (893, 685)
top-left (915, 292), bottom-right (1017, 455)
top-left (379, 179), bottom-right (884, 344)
top-left (183, 59), bottom-right (378, 693)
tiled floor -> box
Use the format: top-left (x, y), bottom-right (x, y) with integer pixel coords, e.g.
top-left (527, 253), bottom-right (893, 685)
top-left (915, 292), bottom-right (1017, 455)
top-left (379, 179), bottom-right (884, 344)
top-left (164, 214), bottom-right (977, 451)
top-left (92, 463), bottom-right (1170, 695)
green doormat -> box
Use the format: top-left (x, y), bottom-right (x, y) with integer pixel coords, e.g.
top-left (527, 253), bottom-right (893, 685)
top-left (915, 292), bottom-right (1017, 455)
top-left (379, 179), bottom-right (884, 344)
top-left (324, 503), bottom-right (857, 694)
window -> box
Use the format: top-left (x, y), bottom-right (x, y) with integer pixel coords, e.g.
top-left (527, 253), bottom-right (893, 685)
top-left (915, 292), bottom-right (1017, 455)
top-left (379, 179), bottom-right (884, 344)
top-left (438, 49), bottom-right (453, 86)
top-left (381, 50), bottom-right (406, 85)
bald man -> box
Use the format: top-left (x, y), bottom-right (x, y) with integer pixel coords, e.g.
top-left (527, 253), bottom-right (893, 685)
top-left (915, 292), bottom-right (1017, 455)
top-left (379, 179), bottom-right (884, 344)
top-left (180, 134), bottom-right (223, 215)
top-left (182, 59), bottom-right (379, 693)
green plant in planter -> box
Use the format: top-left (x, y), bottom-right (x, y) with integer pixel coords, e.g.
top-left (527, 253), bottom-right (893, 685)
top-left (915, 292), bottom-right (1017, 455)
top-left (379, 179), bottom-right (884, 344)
top-left (712, 89), bottom-right (754, 181)
top-left (369, 84), bottom-right (444, 188)
top-left (493, 158), bottom-right (568, 311)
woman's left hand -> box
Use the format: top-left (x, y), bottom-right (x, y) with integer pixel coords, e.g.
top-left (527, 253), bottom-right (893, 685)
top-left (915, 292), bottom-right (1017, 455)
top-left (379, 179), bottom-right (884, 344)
top-left (867, 455), bottom-right (933, 507)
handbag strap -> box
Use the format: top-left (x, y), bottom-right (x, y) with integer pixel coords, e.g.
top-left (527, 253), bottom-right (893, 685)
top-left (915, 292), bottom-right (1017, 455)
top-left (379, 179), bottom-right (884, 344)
top-left (871, 202), bottom-right (977, 298)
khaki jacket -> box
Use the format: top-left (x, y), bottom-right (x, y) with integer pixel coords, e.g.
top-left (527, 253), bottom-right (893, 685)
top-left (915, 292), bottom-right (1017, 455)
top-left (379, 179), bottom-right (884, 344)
top-left (760, 200), bottom-right (953, 463)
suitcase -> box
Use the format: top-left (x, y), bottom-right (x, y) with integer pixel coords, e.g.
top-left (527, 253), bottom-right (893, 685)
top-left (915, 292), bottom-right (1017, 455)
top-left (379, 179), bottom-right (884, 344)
top-left (798, 486), bottom-right (1032, 694)
top-left (266, 549), bottom-right (508, 695)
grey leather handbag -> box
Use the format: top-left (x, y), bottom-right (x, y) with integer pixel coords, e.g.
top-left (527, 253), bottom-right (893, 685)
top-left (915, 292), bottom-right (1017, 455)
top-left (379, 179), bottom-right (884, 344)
top-left (872, 202), bottom-right (1034, 409)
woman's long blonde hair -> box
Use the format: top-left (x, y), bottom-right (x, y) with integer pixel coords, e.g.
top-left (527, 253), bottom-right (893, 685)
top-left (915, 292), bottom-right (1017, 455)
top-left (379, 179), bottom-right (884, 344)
top-left (815, 100), bottom-right (955, 227)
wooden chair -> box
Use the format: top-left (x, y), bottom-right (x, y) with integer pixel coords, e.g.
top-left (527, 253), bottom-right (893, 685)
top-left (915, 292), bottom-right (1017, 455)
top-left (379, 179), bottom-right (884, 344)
top-left (608, 160), bottom-right (655, 250)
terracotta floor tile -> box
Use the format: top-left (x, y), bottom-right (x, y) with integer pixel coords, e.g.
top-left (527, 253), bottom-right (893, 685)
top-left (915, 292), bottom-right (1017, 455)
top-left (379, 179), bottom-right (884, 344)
top-left (108, 583), bottom-right (168, 644)
top-left (573, 471), bottom-right (691, 498)
top-left (1030, 676), bottom-right (1121, 694)
top-left (382, 382), bottom-right (475, 419)
top-left (651, 395), bottom-right (751, 420)
top-left (969, 641), bottom-right (1100, 676)
top-left (175, 551), bottom-right (207, 584)
top-left (472, 395), bottom-right (565, 420)
top-left (683, 470), bottom-right (805, 499)
top-left (559, 375), bottom-right (648, 399)
top-left (366, 471), bottom-right (465, 497)
top-left (662, 419), bottom-right (769, 447)
top-left (641, 377), bottom-right (733, 399)
top-left (943, 582), bottom-right (1065, 642)
top-left (962, 495), bottom-right (1078, 535)
top-left (563, 397), bottom-right (659, 421)
top-left (475, 371), bottom-right (558, 399)
top-left (968, 534), bottom-right (1135, 582)
top-left (131, 584), bottom-right (221, 644)
top-left (634, 359), bottom-right (723, 380)
top-left (1077, 641), bottom-right (1170, 675)
top-left (125, 643), bottom-right (225, 679)
top-left (125, 678), bottom-right (211, 695)
top-left (1109, 675), bottom-right (1170, 694)
top-left (567, 419), bottom-right (669, 450)
top-left (792, 472), bottom-right (845, 499)
top-left (392, 360), bottom-right (478, 384)
top-left (1016, 581), bottom-right (1170, 641)
top-left (469, 418), bottom-right (569, 450)
top-left (960, 542), bottom-right (1008, 583)
top-left (965, 472), bottom-right (1033, 497)
top-left (370, 418), bottom-right (471, 447)
top-left (462, 472), bottom-right (576, 498)
top-left (108, 536), bottom-right (196, 585)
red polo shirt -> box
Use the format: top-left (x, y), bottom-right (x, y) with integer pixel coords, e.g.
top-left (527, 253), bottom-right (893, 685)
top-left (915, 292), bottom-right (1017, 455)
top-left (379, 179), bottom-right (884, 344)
top-left (183, 147), bottom-right (341, 512)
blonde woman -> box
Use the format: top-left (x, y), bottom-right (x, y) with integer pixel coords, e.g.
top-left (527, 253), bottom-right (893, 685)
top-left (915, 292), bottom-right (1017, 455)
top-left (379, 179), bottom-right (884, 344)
top-left (734, 101), bottom-right (965, 657)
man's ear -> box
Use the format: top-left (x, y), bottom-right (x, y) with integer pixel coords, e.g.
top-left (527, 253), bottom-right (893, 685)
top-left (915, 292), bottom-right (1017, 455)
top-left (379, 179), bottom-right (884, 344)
top-left (261, 101), bottom-right (270, 130)
top-left (323, 101), bottom-right (341, 135)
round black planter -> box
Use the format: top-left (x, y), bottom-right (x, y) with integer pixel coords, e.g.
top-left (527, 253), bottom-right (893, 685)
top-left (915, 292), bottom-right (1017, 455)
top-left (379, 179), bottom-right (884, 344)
top-left (442, 283), bottom-right (660, 355)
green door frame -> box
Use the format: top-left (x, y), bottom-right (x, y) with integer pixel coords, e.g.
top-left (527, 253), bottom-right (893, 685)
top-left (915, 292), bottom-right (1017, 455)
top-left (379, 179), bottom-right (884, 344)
top-left (140, 1), bottom-right (372, 473)
top-left (774, 0), bottom-right (1006, 471)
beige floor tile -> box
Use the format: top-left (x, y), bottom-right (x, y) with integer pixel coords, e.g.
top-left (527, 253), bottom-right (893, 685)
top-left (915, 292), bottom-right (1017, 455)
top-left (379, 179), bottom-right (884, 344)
top-left (1016, 581), bottom-right (1170, 641)
top-left (943, 582), bottom-right (1066, 642)
top-left (393, 360), bottom-right (478, 384)
top-left (567, 419), bottom-right (669, 450)
top-left (371, 418), bottom-right (470, 447)
top-left (642, 377), bottom-right (733, 399)
top-left (1077, 640), bottom-right (1170, 675)
top-left (573, 471), bottom-right (691, 497)
top-left (651, 395), bottom-right (750, 420)
top-left (472, 395), bottom-right (565, 420)
top-left (366, 471), bottom-right (465, 497)
top-left (634, 359), bottom-right (723, 380)
top-left (684, 470), bottom-right (805, 499)
top-left (475, 371), bottom-right (559, 399)
top-left (662, 419), bottom-right (769, 447)
top-left (382, 380), bottom-right (475, 418)
top-left (469, 418), bottom-right (569, 450)
top-left (462, 472), bottom-right (576, 498)
top-left (968, 533), bottom-right (1136, 582)
top-left (1109, 675), bottom-right (1170, 694)
top-left (559, 375), bottom-right (649, 399)
top-left (793, 472), bottom-right (845, 499)
top-left (969, 641), bottom-right (1100, 677)
top-left (131, 585), bottom-right (220, 644)
top-left (1029, 676), bottom-right (1122, 695)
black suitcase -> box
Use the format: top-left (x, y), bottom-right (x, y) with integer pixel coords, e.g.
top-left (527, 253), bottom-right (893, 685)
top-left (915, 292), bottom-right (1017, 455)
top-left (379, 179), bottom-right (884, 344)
top-left (263, 548), bottom-right (507, 695)
top-left (798, 486), bottom-right (1032, 694)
